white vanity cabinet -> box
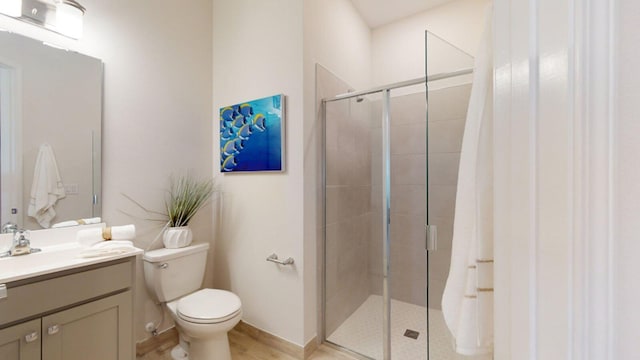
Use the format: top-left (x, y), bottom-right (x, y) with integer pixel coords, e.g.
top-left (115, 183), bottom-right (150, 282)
top-left (0, 257), bottom-right (136, 360)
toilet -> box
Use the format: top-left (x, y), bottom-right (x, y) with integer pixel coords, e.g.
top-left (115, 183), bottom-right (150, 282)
top-left (143, 243), bottom-right (242, 360)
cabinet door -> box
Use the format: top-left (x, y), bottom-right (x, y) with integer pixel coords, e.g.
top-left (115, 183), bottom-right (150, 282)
top-left (0, 319), bottom-right (41, 360)
top-left (42, 291), bottom-right (133, 360)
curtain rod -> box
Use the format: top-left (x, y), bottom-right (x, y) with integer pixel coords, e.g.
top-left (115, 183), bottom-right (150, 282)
top-left (323, 68), bottom-right (473, 103)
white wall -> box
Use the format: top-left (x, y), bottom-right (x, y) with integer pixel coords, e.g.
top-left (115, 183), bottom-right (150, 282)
top-left (212, 0), bottom-right (306, 347)
top-left (0, 0), bottom-right (214, 343)
top-left (303, 0), bottom-right (372, 345)
top-left (371, 0), bottom-right (489, 87)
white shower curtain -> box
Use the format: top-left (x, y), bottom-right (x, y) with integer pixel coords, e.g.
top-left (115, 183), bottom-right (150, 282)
top-left (441, 6), bottom-right (494, 357)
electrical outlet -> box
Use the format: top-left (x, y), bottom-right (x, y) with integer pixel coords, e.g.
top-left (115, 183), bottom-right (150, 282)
top-left (64, 184), bottom-right (79, 195)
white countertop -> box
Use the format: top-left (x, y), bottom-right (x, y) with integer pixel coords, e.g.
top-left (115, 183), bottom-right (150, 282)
top-left (0, 224), bottom-right (143, 284)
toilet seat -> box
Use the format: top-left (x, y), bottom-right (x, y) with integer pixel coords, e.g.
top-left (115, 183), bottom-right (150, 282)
top-left (176, 289), bottom-right (242, 324)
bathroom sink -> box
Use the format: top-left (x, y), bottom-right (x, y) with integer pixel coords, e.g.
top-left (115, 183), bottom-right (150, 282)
top-left (0, 243), bottom-right (142, 284)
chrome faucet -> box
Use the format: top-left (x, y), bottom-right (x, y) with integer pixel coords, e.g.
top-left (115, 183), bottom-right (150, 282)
top-left (7, 229), bottom-right (40, 257)
top-left (1, 222), bottom-right (18, 234)
top-left (10, 230), bottom-right (31, 256)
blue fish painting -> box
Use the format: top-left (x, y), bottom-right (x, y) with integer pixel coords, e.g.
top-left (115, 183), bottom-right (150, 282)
top-left (219, 94), bottom-right (284, 172)
top-left (221, 155), bottom-right (237, 171)
top-left (232, 115), bottom-right (246, 128)
top-left (252, 113), bottom-right (266, 132)
top-left (220, 126), bottom-right (234, 141)
top-left (239, 103), bottom-right (253, 117)
top-left (221, 107), bottom-right (235, 123)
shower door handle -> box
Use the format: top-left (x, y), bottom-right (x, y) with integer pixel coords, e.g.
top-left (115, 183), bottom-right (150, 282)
top-left (425, 225), bottom-right (437, 251)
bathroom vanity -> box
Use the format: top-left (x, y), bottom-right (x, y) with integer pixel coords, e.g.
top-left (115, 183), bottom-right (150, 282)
top-left (0, 230), bottom-right (141, 360)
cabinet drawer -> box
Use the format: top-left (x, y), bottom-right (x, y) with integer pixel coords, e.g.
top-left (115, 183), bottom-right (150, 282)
top-left (0, 260), bottom-right (133, 326)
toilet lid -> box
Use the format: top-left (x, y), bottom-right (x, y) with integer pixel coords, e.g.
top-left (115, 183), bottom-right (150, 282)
top-left (177, 289), bottom-right (242, 324)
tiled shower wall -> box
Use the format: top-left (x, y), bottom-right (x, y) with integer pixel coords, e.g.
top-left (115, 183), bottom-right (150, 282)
top-left (319, 65), bottom-right (372, 335)
top-left (369, 84), bottom-right (472, 309)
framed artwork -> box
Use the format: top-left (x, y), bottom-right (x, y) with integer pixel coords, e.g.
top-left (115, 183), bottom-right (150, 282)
top-left (219, 94), bottom-right (285, 172)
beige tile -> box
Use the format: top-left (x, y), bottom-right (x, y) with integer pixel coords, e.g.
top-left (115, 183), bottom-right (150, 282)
top-left (428, 118), bottom-right (466, 153)
top-left (325, 186), bottom-right (341, 225)
top-left (390, 184), bottom-right (426, 217)
top-left (326, 275), bottom-right (367, 336)
top-left (338, 186), bottom-right (371, 221)
top-left (370, 184), bottom-right (381, 211)
top-left (428, 184), bottom-right (457, 219)
top-left (368, 273), bottom-right (383, 297)
top-left (390, 242), bottom-right (428, 306)
top-left (390, 92), bottom-right (427, 126)
top-left (370, 149), bottom-right (382, 187)
top-left (390, 122), bottom-right (426, 155)
top-left (390, 154), bottom-right (427, 185)
top-left (428, 152), bottom-right (461, 186)
top-left (337, 216), bottom-right (369, 274)
top-left (368, 210), bottom-right (383, 276)
top-left (370, 127), bottom-right (382, 159)
top-left (428, 277), bottom-right (447, 310)
top-left (389, 214), bottom-right (427, 250)
top-left (324, 223), bottom-right (339, 299)
top-left (427, 84), bottom-right (472, 122)
top-left (429, 244), bottom-right (452, 283)
top-left (369, 100), bottom-right (382, 129)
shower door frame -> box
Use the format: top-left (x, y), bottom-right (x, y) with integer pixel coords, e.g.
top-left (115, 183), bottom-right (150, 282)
top-left (321, 68), bottom-right (473, 360)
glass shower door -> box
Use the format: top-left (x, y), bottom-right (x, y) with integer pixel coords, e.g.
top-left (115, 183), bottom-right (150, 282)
top-left (321, 64), bottom-right (383, 359)
top-left (426, 30), bottom-right (475, 360)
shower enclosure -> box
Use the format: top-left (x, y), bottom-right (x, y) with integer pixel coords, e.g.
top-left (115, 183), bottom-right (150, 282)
top-left (320, 32), bottom-right (475, 359)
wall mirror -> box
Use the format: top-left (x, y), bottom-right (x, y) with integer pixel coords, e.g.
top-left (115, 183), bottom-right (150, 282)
top-left (0, 31), bottom-right (102, 230)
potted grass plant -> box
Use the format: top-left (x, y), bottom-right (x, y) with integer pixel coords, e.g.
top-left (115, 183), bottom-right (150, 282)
top-left (162, 174), bottom-right (215, 248)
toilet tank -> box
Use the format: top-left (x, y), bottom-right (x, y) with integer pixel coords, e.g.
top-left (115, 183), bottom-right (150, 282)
top-left (143, 242), bottom-right (209, 303)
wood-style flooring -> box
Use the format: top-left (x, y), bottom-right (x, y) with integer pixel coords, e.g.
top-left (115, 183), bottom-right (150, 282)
top-left (137, 328), bottom-right (359, 360)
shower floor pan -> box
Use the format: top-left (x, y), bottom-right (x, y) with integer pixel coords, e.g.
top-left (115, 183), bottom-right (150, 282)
top-left (327, 295), bottom-right (490, 360)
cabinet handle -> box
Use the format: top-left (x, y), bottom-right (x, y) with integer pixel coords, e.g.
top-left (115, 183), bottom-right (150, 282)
top-left (48, 324), bottom-right (60, 335)
top-left (24, 331), bottom-right (38, 343)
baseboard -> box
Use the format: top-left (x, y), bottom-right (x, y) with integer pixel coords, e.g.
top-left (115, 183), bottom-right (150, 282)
top-left (304, 336), bottom-right (320, 359)
top-left (135, 327), bottom-right (179, 357)
top-left (136, 322), bottom-right (317, 359)
top-left (233, 320), bottom-right (306, 358)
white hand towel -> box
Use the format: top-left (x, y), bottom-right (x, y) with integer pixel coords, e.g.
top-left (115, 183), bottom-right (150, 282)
top-left (27, 144), bottom-right (66, 228)
top-left (77, 224), bottom-right (136, 247)
top-left (109, 224), bottom-right (136, 240)
top-left (77, 240), bottom-right (135, 258)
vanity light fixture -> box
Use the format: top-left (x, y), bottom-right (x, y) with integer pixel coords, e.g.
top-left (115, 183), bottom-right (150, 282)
top-left (0, 0), bottom-right (86, 40)
top-left (55, 0), bottom-right (85, 39)
top-left (0, 0), bottom-right (23, 18)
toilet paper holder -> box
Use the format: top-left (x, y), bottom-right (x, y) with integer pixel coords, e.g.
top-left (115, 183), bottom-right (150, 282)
top-left (266, 253), bottom-right (294, 265)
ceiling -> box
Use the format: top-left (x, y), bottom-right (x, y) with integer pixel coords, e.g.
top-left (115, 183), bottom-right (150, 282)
top-left (350, 0), bottom-right (453, 28)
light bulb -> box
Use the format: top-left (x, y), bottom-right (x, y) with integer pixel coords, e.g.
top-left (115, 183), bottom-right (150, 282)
top-left (56, 2), bottom-right (84, 39)
top-left (0, 0), bottom-right (22, 18)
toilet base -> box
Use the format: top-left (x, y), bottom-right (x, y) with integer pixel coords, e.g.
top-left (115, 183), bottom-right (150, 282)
top-left (189, 332), bottom-right (232, 360)
top-left (170, 344), bottom-right (188, 360)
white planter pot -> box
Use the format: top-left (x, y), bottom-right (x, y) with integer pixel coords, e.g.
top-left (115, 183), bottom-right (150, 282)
top-left (163, 226), bottom-right (193, 248)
